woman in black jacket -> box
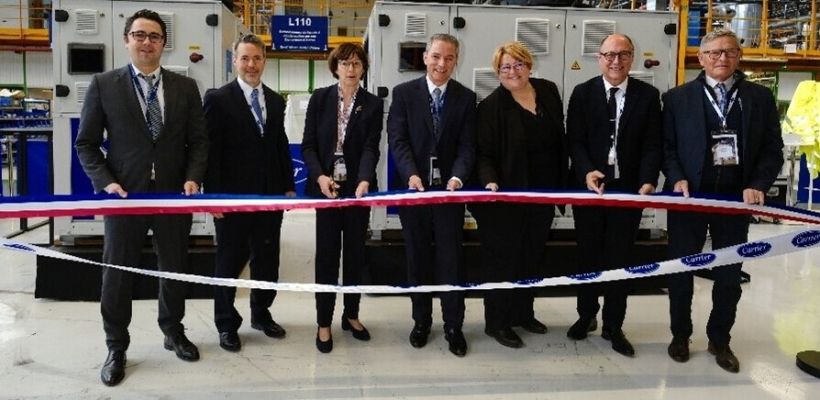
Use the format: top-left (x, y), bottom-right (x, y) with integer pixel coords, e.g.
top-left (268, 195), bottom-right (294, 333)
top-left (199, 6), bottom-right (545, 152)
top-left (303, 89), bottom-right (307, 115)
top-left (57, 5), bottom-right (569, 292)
top-left (301, 43), bottom-right (383, 353)
top-left (472, 41), bottom-right (568, 349)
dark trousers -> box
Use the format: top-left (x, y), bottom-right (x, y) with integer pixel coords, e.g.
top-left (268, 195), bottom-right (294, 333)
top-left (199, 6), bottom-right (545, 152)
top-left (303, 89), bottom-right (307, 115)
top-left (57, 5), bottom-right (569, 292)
top-left (213, 211), bottom-right (283, 333)
top-left (667, 210), bottom-right (749, 345)
top-left (314, 206), bottom-right (370, 327)
top-left (101, 213), bottom-right (193, 352)
top-left (398, 203), bottom-right (465, 331)
top-left (473, 203), bottom-right (553, 331)
top-left (572, 205), bottom-right (642, 330)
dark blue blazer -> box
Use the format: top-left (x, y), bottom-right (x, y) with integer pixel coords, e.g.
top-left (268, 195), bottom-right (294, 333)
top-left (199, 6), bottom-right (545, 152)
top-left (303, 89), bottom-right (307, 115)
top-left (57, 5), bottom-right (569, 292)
top-left (387, 76), bottom-right (476, 186)
top-left (300, 84), bottom-right (383, 197)
top-left (567, 76), bottom-right (663, 192)
top-left (662, 72), bottom-right (783, 193)
top-left (203, 79), bottom-right (295, 195)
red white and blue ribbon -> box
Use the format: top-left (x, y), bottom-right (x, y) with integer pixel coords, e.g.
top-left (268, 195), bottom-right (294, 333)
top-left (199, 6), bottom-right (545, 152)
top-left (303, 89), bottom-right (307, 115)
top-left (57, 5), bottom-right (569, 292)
top-left (2, 190), bottom-right (819, 224)
top-left (1, 191), bottom-right (819, 293)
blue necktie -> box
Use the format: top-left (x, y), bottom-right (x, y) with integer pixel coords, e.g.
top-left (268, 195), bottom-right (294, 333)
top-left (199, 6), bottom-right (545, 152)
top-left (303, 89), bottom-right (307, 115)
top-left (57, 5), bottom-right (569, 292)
top-left (431, 87), bottom-right (442, 140)
top-left (140, 74), bottom-right (163, 141)
top-left (716, 83), bottom-right (727, 115)
top-left (251, 88), bottom-right (264, 136)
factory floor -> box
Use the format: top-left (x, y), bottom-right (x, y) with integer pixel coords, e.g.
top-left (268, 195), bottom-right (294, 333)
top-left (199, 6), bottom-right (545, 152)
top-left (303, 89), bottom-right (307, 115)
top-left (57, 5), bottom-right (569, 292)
top-left (1, 212), bottom-right (819, 399)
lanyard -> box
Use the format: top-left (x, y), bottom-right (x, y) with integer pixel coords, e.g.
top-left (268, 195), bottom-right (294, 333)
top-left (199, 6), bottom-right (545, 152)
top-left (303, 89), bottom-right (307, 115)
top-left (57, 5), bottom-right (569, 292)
top-left (703, 85), bottom-right (738, 129)
top-left (129, 66), bottom-right (161, 109)
top-left (336, 86), bottom-right (357, 154)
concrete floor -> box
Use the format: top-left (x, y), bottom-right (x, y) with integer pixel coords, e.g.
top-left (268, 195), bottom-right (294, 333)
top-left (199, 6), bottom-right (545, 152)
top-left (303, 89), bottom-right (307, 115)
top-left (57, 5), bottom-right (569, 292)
top-left (1, 212), bottom-right (819, 399)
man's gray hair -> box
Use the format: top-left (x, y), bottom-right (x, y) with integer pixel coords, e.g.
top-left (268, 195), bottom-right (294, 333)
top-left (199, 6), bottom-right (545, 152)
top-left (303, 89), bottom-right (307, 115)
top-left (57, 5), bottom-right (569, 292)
top-left (700, 29), bottom-right (741, 50)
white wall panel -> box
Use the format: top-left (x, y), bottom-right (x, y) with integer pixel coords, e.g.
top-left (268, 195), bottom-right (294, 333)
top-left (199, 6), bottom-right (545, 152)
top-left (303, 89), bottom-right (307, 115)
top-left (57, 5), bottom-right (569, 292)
top-left (313, 59), bottom-right (336, 90)
top-left (0, 51), bottom-right (24, 86)
top-left (261, 58), bottom-right (279, 90)
top-left (24, 51), bottom-right (53, 89)
top-left (277, 59), bottom-right (309, 92)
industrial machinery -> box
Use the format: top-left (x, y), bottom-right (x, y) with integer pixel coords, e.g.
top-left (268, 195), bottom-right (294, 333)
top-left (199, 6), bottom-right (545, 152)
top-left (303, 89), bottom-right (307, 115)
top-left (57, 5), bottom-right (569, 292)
top-left (364, 1), bottom-right (679, 236)
top-left (50, 0), bottom-right (245, 241)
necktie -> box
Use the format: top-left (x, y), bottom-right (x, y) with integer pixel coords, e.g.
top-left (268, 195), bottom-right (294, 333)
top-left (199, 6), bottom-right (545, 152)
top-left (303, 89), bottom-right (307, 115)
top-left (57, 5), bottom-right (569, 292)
top-left (251, 88), bottom-right (265, 136)
top-left (608, 87), bottom-right (619, 141)
top-left (431, 87), bottom-right (442, 140)
top-left (715, 82), bottom-right (727, 115)
top-left (140, 74), bottom-right (163, 141)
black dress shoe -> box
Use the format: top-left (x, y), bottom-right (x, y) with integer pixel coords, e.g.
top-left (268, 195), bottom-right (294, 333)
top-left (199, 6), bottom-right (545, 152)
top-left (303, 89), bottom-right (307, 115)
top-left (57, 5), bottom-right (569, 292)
top-left (164, 332), bottom-right (200, 361)
top-left (708, 341), bottom-right (740, 373)
top-left (444, 328), bottom-right (467, 357)
top-left (485, 327), bottom-right (524, 348)
top-left (601, 328), bottom-right (635, 357)
top-left (668, 336), bottom-right (690, 363)
top-left (100, 350), bottom-right (126, 386)
top-left (342, 317), bottom-right (371, 341)
top-left (316, 328), bottom-right (333, 353)
top-left (519, 318), bottom-right (548, 334)
top-left (567, 318), bottom-right (597, 340)
top-left (219, 331), bottom-right (241, 352)
top-left (409, 323), bottom-right (430, 348)
top-left (251, 320), bottom-right (286, 339)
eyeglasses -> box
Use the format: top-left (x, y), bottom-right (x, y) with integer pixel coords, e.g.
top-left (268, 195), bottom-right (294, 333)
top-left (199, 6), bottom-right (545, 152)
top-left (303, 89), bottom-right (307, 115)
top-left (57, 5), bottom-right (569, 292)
top-left (599, 51), bottom-right (634, 62)
top-left (339, 60), bottom-right (363, 69)
top-left (701, 48), bottom-right (740, 60)
top-left (499, 62), bottom-right (526, 73)
top-left (129, 31), bottom-right (164, 44)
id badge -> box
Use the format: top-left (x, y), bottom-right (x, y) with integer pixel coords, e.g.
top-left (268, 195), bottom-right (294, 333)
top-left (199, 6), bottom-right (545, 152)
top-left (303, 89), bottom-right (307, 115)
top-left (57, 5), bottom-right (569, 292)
top-left (332, 153), bottom-right (347, 182)
top-left (429, 156), bottom-right (442, 187)
top-left (711, 130), bottom-right (740, 166)
top-left (607, 147), bottom-right (620, 179)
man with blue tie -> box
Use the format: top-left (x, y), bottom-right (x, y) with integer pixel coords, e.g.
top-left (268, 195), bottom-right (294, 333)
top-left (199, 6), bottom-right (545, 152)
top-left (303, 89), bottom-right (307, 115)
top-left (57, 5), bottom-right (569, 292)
top-left (387, 33), bottom-right (476, 357)
top-left (203, 34), bottom-right (295, 353)
top-left (663, 29), bottom-right (783, 373)
top-left (75, 9), bottom-right (209, 386)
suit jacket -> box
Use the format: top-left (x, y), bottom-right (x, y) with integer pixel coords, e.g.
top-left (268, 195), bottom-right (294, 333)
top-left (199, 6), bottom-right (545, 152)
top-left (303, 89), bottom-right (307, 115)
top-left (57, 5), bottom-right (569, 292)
top-left (476, 78), bottom-right (567, 189)
top-left (301, 84), bottom-right (383, 197)
top-left (662, 71), bottom-right (783, 193)
top-left (567, 76), bottom-right (662, 192)
top-left (203, 79), bottom-right (295, 195)
top-left (387, 76), bottom-right (476, 186)
top-left (75, 65), bottom-right (209, 193)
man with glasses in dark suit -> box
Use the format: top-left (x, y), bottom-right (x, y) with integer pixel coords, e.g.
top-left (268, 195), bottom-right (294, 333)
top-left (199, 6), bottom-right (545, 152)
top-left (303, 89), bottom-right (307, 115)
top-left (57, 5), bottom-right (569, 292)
top-left (75, 9), bottom-right (209, 386)
top-left (662, 29), bottom-right (783, 373)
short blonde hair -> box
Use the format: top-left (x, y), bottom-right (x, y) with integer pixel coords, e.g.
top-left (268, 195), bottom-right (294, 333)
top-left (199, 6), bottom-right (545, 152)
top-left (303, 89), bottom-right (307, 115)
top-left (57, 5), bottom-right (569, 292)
top-left (491, 41), bottom-right (533, 74)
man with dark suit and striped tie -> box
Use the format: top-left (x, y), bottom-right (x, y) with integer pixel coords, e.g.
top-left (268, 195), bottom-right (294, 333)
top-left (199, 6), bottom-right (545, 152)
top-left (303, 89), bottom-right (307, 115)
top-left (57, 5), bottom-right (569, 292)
top-left (75, 9), bottom-right (209, 386)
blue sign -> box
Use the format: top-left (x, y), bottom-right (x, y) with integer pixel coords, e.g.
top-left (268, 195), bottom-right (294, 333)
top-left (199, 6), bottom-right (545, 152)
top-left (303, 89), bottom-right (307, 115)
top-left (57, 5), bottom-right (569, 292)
top-left (737, 242), bottom-right (772, 258)
top-left (271, 15), bottom-right (328, 52)
top-left (681, 253), bottom-right (716, 267)
top-left (792, 230), bottom-right (820, 248)
top-left (569, 272), bottom-right (603, 281)
top-left (288, 144), bottom-right (308, 196)
top-left (625, 263), bottom-right (661, 275)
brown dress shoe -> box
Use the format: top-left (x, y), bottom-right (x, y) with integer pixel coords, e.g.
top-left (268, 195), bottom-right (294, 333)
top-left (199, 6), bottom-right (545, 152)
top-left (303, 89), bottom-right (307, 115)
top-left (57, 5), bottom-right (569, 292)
top-left (668, 336), bottom-right (690, 362)
top-left (708, 341), bottom-right (740, 373)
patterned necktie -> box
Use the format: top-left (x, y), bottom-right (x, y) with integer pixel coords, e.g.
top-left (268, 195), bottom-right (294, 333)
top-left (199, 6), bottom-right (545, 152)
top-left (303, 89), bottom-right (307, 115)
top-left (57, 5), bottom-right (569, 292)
top-left (431, 87), bottom-right (443, 140)
top-left (608, 87), bottom-right (619, 140)
top-left (140, 74), bottom-right (163, 141)
top-left (251, 88), bottom-right (265, 136)
top-left (715, 83), bottom-right (727, 115)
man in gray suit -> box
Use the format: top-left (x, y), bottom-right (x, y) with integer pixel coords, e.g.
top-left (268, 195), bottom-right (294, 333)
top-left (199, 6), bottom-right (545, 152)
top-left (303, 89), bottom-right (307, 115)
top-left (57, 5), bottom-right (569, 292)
top-left (75, 9), bottom-right (209, 386)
